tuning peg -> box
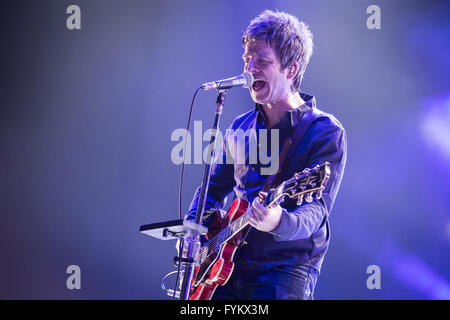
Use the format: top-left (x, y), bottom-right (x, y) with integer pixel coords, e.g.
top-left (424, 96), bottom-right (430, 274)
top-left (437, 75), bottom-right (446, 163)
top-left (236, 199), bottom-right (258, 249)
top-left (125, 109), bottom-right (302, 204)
top-left (296, 194), bottom-right (303, 206)
top-left (305, 193), bottom-right (313, 203)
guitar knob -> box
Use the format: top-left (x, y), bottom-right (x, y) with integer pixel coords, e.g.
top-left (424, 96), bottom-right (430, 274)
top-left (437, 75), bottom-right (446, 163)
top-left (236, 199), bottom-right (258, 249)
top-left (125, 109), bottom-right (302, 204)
top-left (305, 193), bottom-right (313, 203)
top-left (296, 194), bottom-right (303, 206)
top-left (315, 191), bottom-right (322, 200)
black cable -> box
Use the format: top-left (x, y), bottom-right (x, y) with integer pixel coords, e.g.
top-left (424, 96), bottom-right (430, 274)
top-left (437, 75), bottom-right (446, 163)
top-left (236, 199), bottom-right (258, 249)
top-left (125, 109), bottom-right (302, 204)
top-left (173, 86), bottom-right (201, 300)
top-left (178, 87), bottom-right (201, 219)
top-left (172, 237), bottom-right (184, 300)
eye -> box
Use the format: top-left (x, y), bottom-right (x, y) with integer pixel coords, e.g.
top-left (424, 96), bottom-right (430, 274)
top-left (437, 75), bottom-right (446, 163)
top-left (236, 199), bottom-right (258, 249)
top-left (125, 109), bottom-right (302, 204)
top-left (257, 58), bottom-right (269, 65)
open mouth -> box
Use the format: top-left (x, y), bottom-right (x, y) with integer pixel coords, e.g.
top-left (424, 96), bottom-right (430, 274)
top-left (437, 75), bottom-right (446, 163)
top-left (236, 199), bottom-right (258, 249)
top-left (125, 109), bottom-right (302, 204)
top-left (252, 80), bottom-right (267, 91)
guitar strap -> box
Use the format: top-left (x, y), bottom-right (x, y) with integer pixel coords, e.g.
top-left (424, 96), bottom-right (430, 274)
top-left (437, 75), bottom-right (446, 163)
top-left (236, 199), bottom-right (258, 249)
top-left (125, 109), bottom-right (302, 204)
top-left (238, 107), bottom-right (322, 244)
top-left (262, 107), bottom-right (321, 192)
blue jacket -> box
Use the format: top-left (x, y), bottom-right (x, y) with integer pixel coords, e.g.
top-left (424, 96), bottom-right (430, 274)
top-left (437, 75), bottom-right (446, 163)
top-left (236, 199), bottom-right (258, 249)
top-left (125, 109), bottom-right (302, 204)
top-left (186, 92), bottom-right (347, 273)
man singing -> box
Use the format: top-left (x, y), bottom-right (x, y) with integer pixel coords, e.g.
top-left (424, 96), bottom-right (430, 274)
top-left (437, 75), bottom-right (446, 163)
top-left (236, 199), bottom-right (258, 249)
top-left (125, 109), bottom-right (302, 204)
top-left (186, 9), bottom-right (347, 300)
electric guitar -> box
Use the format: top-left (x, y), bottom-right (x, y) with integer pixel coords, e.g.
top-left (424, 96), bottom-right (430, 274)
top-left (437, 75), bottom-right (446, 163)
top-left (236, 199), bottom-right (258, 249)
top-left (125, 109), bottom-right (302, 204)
top-left (188, 162), bottom-right (331, 300)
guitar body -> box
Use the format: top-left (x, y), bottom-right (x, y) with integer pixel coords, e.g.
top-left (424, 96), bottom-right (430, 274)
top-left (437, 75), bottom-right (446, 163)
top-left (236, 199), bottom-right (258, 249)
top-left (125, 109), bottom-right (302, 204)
top-left (185, 162), bottom-right (331, 300)
top-left (189, 198), bottom-right (249, 300)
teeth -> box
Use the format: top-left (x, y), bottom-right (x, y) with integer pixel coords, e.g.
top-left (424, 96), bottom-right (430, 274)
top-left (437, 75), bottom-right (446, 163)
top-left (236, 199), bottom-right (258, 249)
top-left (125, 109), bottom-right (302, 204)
top-left (252, 80), bottom-right (266, 90)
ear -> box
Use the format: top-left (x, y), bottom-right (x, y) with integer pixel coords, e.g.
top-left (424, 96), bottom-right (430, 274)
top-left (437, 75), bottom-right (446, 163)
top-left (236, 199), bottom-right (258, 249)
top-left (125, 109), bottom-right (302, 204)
top-left (286, 61), bottom-right (300, 80)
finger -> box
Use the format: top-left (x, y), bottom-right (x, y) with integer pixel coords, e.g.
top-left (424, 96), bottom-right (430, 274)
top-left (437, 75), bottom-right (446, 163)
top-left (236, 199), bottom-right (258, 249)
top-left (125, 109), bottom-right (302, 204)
top-left (248, 208), bottom-right (260, 226)
top-left (248, 214), bottom-right (257, 227)
top-left (256, 196), bottom-right (265, 204)
top-left (252, 198), bottom-right (264, 212)
top-left (251, 204), bottom-right (263, 222)
top-left (252, 199), bottom-right (268, 218)
top-left (249, 207), bottom-right (260, 221)
top-left (258, 191), bottom-right (268, 201)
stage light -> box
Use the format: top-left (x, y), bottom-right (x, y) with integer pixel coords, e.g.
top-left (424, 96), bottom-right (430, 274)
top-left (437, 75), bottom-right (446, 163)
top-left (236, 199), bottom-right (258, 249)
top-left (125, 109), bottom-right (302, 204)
top-left (421, 93), bottom-right (450, 160)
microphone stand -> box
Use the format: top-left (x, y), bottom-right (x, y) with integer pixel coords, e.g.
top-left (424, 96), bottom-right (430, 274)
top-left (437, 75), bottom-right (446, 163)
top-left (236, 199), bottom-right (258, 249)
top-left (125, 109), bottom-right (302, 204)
top-left (179, 88), bottom-right (228, 300)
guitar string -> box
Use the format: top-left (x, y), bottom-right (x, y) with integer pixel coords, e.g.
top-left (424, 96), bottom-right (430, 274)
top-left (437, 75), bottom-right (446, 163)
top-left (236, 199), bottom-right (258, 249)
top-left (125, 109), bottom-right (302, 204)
top-left (199, 167), bottom-right (322, 263)
top-left (201, 211), bottom-right (250, 264)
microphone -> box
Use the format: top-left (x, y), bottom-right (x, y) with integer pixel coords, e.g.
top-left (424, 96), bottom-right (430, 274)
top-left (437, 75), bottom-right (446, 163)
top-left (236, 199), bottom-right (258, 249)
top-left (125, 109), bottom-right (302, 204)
top-left (201, 72), bottom-right (254, 90)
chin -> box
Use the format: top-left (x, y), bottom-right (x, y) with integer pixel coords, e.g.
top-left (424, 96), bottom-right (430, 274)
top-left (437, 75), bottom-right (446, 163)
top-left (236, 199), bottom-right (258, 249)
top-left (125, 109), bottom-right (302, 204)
top-left (250, 92), bottom-right (268, 105)
top-left (251, 97), bottom-right (264, 105)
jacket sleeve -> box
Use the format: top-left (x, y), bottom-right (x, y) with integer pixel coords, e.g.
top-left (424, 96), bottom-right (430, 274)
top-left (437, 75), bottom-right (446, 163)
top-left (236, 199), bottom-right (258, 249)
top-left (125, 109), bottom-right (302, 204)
top-left (269, 115), bottom-right (347, 241)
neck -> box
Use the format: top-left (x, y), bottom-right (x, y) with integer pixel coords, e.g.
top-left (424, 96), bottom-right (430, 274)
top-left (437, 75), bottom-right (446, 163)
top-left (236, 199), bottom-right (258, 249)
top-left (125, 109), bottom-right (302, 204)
top-left (261, 91), bottom-right (305, 128)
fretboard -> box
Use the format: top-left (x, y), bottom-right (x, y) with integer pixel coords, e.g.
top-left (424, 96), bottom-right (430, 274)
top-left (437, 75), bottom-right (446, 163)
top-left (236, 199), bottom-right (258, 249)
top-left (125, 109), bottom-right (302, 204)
top-left (199, 210), bottom-right (251, 264)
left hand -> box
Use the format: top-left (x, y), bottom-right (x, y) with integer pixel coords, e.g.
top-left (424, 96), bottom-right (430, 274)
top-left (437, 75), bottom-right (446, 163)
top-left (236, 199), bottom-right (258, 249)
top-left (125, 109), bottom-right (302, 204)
top-left (248, 192), bottom-right (283, 232)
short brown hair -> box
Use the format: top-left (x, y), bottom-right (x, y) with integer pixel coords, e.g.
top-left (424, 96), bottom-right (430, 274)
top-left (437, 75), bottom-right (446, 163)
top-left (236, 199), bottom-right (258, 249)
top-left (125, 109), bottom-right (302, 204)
top-left (242, 10), bottom-right (314, 92)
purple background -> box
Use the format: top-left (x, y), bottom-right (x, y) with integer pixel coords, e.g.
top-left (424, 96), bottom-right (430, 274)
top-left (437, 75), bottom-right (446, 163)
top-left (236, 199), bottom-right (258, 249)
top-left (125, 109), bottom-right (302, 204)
top-left (1, 0), bottom-right (449, 299)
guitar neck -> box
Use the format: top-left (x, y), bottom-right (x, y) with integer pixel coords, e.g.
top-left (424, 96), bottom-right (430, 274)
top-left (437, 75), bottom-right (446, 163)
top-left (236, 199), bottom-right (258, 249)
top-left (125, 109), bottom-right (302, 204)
top-left (197, 162), bottom-right (331, 266)
top-left (200, 209), bottom-right (251, 263)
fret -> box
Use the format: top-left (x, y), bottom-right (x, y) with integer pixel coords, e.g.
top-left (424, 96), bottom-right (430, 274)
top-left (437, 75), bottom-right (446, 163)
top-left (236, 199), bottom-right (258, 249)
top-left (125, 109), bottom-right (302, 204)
top-left (199, 207), bottom-right (259, 264)
top-left (192, 163), bottom-right (331, 300)
top-left (200, 207), bottom-right (255, 265)
top-left (203, 211), bottom-right (251, 261)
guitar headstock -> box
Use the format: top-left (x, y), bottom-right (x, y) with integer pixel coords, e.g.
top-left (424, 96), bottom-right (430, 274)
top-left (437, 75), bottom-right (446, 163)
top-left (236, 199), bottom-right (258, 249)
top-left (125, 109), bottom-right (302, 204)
top-left (265, 162), bottom-right (331, 207)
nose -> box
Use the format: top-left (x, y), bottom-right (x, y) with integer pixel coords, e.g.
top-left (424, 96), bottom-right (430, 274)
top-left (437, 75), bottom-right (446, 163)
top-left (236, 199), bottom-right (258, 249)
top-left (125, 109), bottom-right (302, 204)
top-left (244, 58), bottom-right (258, 74)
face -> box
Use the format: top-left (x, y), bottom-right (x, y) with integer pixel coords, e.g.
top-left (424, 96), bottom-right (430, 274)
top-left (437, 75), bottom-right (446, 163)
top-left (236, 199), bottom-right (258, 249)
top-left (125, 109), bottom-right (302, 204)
top-left (242, 39), bottom-right (291, 106)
